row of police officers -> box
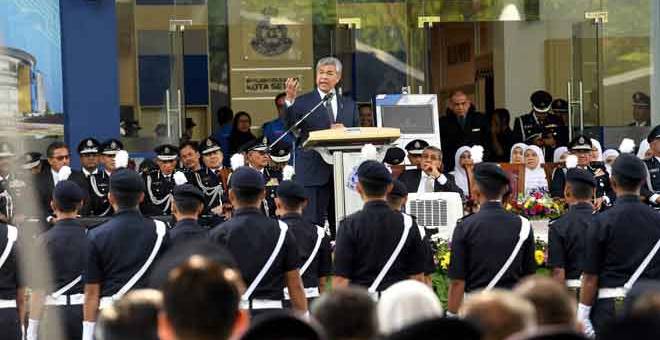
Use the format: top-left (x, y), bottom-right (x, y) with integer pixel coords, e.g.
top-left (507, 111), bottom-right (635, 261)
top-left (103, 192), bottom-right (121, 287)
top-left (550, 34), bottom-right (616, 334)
top-left (1, 124), bottom-right (660, 338)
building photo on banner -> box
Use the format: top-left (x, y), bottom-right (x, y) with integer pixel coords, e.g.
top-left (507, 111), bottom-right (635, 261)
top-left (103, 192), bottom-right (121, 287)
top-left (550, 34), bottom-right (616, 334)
top-left (0, 0), bottom-right (64, 141)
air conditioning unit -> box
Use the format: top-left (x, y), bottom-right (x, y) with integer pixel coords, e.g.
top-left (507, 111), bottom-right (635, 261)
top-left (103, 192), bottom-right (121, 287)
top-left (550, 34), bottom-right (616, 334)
top-left (405, 192), bottom-right (463, 240)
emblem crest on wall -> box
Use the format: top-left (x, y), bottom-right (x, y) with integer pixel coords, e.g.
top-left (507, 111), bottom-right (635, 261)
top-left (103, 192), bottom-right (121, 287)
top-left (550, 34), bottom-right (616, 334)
top-left (251, 7), bottom-right (293, 57)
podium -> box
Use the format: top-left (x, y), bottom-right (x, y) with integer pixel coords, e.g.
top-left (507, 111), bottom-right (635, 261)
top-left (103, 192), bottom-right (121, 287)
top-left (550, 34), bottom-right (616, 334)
top-left (303, 127), bottom-right (400, 227)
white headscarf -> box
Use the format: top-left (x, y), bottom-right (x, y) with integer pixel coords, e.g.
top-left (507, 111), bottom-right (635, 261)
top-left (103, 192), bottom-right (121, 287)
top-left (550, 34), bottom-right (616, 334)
top-left (450, 146), bottom-right (472, 195)
top-left (524, 145), bottom-right (548, 194)
top-left (377, 280), bottom-right (444, 335)
top-left (591, 138), bottom-right (603, 161)
top-left (603, 149), bottom-right (620, 175)
top-left (553, 146), bottom-right (569, 163)
top-left (510, 143), bottom-right (527, 164)
top-left (638, 139), bottom-right (651, 159)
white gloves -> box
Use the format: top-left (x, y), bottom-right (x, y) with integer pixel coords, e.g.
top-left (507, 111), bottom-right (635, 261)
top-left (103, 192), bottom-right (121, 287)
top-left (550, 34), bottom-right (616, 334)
top-left (26, 319), bottom-right (39, 340)
top-left (82, 321), bottom-right (96, 340)
top-left (577, 303), bottom-right (595, 338)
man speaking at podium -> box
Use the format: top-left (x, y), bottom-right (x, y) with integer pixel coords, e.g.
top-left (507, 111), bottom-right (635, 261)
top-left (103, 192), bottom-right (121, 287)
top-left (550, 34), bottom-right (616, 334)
top-left (284, 57), bottom-right (359, 230)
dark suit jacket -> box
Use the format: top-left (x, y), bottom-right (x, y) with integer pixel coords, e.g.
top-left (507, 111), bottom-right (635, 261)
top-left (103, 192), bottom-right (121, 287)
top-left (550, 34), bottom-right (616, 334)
top-left (398, 169), bottom-right (464, 199)
top-left (286, 90), bottom-right (359, 186)
top-left (439, 107), bottom-right (490, 171)
top-left (35, 165), bottom-right (91, 219)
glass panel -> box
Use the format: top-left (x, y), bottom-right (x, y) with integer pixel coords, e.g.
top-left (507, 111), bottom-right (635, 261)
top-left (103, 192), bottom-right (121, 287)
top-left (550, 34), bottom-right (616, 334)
top-left (117, 0), bottom-right (210, 153)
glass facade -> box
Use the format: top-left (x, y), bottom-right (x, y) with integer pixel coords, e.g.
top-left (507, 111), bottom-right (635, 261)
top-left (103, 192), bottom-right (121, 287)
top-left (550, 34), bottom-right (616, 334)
top-left (116, 0), bottom-right (656, 151)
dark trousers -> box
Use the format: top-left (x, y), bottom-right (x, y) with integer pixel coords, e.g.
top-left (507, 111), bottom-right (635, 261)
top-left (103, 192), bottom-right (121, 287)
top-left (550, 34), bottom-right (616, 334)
top-left (302, 180), bottom-right (333, 228)
top-left (0, 308), bottom-right (20, 340)
top-left (40, 305), bottom-right (83, 340)
top-left (591, 298), bottom-right (619, 335)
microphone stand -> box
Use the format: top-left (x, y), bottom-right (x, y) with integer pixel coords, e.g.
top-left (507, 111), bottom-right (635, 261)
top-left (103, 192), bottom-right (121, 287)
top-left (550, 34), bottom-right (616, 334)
top-left (268, 93), bottom-right (334, 149)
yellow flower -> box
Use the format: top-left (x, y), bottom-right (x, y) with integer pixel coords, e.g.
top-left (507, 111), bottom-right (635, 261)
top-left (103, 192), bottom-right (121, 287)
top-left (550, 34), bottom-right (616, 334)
top-left (440, 253), bottom-right (451, 270)
top-left (535, 250), bottom-right (545, 266)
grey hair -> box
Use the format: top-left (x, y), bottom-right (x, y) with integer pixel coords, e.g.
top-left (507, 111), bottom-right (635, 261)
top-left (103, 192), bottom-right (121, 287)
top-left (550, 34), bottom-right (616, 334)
top-left (316, 57), bottom-right (343, 74)
top-left (423, 146), bottom-right (442, 158)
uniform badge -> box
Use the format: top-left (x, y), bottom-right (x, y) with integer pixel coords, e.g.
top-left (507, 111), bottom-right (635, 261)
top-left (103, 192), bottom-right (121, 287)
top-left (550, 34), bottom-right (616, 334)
top-left (414, 141), bottom-right (420, 149)
top-left (87, 139), bottom-right (94, 147)
top-left (164, 146), bottom-right (170, 154)
top-left (578, 136), bottom-right (585, 144)
top-left (111, 141), bottom-right (117, 149)
top-left (207, 139), bottom-right (213, 146)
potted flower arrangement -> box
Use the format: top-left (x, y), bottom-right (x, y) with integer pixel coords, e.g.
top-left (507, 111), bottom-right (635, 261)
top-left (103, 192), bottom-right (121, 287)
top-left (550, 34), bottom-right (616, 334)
top-left (505, 190), bottom-right (565, 220)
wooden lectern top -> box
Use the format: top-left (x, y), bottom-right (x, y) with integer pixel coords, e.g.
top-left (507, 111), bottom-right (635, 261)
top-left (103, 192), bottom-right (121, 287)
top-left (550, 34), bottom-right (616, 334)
top-left (303, 127), bottom-right (401, 148)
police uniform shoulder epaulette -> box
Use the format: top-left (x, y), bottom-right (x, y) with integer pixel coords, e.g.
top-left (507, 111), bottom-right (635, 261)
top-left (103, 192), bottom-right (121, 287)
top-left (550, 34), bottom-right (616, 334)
top-left (456, 212), bottom-right (476, 224)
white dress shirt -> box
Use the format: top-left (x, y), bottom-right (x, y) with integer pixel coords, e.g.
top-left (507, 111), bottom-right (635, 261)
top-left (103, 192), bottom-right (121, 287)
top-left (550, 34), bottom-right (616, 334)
top-left (417, 171), bottom-right (448, 193)
top-left (51, 169), bottom-right (60, 186)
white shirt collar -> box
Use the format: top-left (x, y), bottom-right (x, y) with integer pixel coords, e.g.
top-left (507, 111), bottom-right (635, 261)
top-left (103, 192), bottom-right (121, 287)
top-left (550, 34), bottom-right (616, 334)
top-left (51, 168), bottom-right (60, 185)
top-left (83, 168), bottom-right (98, 177)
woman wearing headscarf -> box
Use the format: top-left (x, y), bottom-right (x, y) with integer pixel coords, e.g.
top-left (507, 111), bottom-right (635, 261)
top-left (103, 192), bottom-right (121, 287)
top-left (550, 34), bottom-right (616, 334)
top-left (228, 111), bottom-right (257, 156)
top-left (552, 146), bottom-right (569, 164)
top-left (450, 146), bottom-right (473, 197)
top-left (603, 149), bottom-right (620, 175)
top-left (590, 138), bottom-right (603, 162)
top-left (523, 145), bottom-right (548, 194)
top-left (377, 280), bottom-right (444, 335)
top-left (638, 139), bottom-right (652, 160)
top-left (510, 143), bottom-right (527, 164)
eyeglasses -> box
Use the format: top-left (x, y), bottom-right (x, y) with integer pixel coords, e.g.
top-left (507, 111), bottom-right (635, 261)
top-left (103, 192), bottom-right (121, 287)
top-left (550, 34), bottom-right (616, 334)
top-left (52, 155), bottom-right (70, 161)
top-left (421, 154), bottom-right (441, 161)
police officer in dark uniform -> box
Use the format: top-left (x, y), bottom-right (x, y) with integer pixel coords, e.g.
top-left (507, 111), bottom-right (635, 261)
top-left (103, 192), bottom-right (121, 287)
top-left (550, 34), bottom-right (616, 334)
top-left (276, 180), bottom-right (332, 305)
top-left (630, 91), bottom-right (651, 127)
top-left (268, 141), bottom-right (292, 181)
top-left (386, 179), bottom-right (436, 285)
top-left (333, 161), bottom-right (426, 296)
top-left (578, 154), bottom-right (660, 337)
top-left (513, 90), bottom-right (565, 146)
top-left (404, 139), bottom-right (429, 169)
top-left (243, 141), bottom-right (277, 217)
top-left (0, 142), bottom-right (27, 223)
top-left (169, 184), bottom-right (208, 246)
top-left (641, 125), bottom-right (660, 208)
top-left (447, 163), bottom-right (536, 315)
top-left (547, 168), bottom-right (596, 293)
top-left (191, 137), bottom-right (230, 226)
top-left (551, 98), bottom-right (570, 145)
top-left (26, 181), bottom-right (88, 340)
top-left (88, 139), bottom-right (124, 217)
top-left (142, 144), bottom-right (182, 216)
top-left (83, 168), bottom-right (169, 339)
top-left (77, 138), bottom-right (101, 178)
top-left (0, 206), bottom-right (21, 339)
top-left (550, 135), bottom-right (613, 210)
top-left (209, 166), bottom-right (307, 315)
top-left (22, 152), bottom-right (44, 175)
top-left (383, 147), bottom-right (406, 179)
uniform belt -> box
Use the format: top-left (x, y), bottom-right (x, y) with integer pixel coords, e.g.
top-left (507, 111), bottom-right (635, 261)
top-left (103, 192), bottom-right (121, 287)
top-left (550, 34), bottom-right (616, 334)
top-left (566, 279), bottom-right (581, 289)
top-left (45, 293), bottom-right (85, 306)
top-left (0, 299), bottom-right (16, 309)
top-left (239, 299), bottom-right (283, 310)
top-left (598, 287), bottom-right (627, 299)
top-left (283, 287), bottom-right (320, 300)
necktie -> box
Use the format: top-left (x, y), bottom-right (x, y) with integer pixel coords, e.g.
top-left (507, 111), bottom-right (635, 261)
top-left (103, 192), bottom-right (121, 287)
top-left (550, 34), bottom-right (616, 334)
top-left (325, 100), bottom-right (335, 124)
top-left (425, 175), bottom-right (435, 192)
